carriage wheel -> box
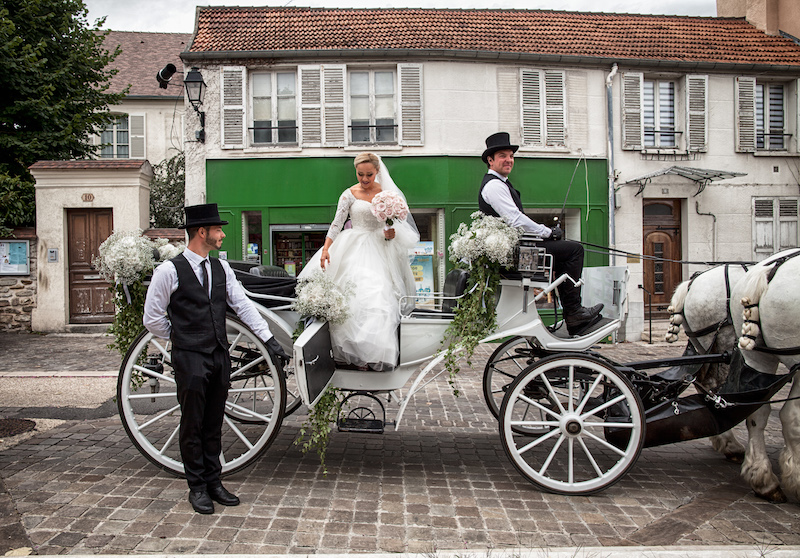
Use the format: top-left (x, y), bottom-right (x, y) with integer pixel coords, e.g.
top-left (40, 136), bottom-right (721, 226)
top-left (499, 354), bottom-right (645, 495)
top-left (282, 363), bottom-right (303, 416)
top-left (117, 315), bottom-right (286, 477)
top-left (483, 336), bottom-right (537, 420)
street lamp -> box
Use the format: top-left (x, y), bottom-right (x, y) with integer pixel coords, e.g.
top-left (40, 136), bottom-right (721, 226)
top-left (184, 67), bottom-right (206, 143)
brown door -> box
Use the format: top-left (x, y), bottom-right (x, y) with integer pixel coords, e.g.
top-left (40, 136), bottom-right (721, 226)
top-left (67, 209), bottom-right (115, 323)
top-left (642, 199), bottom-right (682, 318)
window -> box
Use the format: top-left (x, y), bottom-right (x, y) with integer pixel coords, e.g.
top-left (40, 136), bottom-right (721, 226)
top-left (251, 72), bottom-right (297, 145)
top-left (99, 114), bottom-right (144, 158)
top-left (622, 73), bottom-right (707, 152)
top-left (753, 197), bottom-right (799, 257)
top-left (756, 83), bottom-right (785, 150)
top-left (349, 70), bottom-right (396, 143)
top-left (643, 80), bottom-right (676, 148)
top-left (520, 69), bottom-right (565, 147)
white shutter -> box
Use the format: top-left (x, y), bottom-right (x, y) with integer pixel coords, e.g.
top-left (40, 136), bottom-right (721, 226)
top-left (622, 72), bottom-right (643, 150)
top-left (753, 198), bottom-right (775, 255)
top-left (299, 65), bottom-right (322, 147)
top-left (544, 70), bottom-right (566, 146)
top-left (129, 114), bottom-right (146, 158)
top-left (685, 75), bottom-right (708, 152)
top-left (736, 76), bottom-right (757, 153)
top-left (779, 198), bottom-right (800, 249)
top-left (398, 63), bottom-right (423, 146)
top-left (220, 66), bottom-right (246, 149)
top-left (497, 67), bottom-right (519, 137)
top-left (322, 64), bottom-right (345, 147)
top-left (521, 69), bottom-right (542, 146)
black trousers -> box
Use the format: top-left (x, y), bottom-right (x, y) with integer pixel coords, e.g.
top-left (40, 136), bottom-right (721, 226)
top-left (172, 345), bottom-right (231, 491)
top-left (542, 238), bottom-right (585, 314)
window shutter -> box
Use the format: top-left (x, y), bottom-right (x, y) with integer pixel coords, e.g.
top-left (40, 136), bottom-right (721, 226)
top-left (544, 70), bottom-right (566, 146)
top-left (686, 75), bottom-right (708, 152)
top-left (753, 198), bottom-right (775, 255)
top-left (322, 64), bottom-right (345, 147)
top-left (622, 72), bottom-right (643, 150)
top-left (796, 79), bottom-right (800, 153)
top-left (299, 65), bottom-right (322, 146)
top-left (779, 198), bottom-right (799, 249)
top-left (398, 63), bottom-right (423, 146)
top-left (129, 114), bottom-right (146, 158)
top-left (736, 76), bottom-right (757, 153)
top-left (220, 66), bottom-right (246, 149)
top-left (497, 67), bottom-right (519, 137)
top-left (521, 69), bottom-right (542, 146)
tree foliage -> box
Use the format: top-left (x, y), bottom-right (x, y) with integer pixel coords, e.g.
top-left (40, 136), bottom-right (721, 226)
top-left (0, 173), bottom-right (35, 237)
top-left (149, 152), bottom-right (185, 228)
top-left (0, 0), bottom-right (125, 229)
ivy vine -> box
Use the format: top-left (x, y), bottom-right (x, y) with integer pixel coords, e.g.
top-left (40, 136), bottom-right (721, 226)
top-left (295, 387), bottom-right (342, 475)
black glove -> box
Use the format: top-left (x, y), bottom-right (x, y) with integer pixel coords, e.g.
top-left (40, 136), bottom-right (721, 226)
top-left (265, 336), bottom-right (290, 369)
top-left (547, 225), bottom-right (563, 241)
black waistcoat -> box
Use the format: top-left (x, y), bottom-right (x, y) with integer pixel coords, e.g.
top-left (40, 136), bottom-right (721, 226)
top-left (168, 254), bottom-right (228, 353)
top-left (478, 173), bottom-right (524, 217)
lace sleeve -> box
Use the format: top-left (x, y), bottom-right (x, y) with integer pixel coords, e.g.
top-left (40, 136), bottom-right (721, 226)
top-left (326, 189), bottom-right (354, 241)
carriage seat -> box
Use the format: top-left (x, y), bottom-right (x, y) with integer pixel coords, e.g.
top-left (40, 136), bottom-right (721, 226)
top-left (234, 268), bottom-right (297, 308)
top-left (406, 268), bottom-right (469, 318)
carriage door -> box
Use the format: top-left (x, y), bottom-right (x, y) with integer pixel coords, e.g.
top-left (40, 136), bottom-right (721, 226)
top-left (67, 208), bottom-right (115, 323)
top-left (642, 199), bottom-right (681, 318)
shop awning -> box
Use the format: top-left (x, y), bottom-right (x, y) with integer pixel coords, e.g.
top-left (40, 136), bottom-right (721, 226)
top-left (624, 166), bottom-right (747, 196)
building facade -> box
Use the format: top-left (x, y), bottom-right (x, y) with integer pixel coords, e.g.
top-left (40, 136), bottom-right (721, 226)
top-left (180, 7), bottom-right (800, 340)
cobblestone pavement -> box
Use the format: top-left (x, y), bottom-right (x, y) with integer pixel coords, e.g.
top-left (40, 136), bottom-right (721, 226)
top-left (0, 332), bottom-right (799, 555)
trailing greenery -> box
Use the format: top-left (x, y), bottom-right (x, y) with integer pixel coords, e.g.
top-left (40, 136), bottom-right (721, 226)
top-left (1, 0), bottom-right (125, 225)
top-left (107, 280), bottom-right (148, 357)
top-left (150, 152), bottom-right (185, 228)
top-left (295, 387), bottom-right (342, 475)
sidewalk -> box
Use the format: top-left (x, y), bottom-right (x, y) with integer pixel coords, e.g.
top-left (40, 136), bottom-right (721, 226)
top-left (0, 332), bottom-right (798, 556)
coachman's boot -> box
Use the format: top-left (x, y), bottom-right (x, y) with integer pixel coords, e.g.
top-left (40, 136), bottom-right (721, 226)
top-left (565, 303), bottom-right (604, 336)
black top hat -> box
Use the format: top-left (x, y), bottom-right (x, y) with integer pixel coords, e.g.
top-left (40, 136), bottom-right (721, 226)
top-left (180, 203), bottom-right (229, 229)
top-left (482, 132), bottom-right (519, 163)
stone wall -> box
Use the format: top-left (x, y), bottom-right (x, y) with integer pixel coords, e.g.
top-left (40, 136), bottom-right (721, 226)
top-left (0, 228), bottom-right (37, 332)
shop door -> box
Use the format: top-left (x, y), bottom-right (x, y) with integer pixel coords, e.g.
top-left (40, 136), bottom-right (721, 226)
top-left (67, 208), bottom-right (115, 323)
top-left (642, 199), bottom-right (681, 318)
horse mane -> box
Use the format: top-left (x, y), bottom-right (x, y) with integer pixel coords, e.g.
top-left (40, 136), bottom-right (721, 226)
top-left (665, 279), bottom-right (690, 342)
top-left (738, 266), bottom-right (770, 350)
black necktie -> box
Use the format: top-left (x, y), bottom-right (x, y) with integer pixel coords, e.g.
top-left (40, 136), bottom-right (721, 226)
top-left (201, 259), bottom-right (210, 298)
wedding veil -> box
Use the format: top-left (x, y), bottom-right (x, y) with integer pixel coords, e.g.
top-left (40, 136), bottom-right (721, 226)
top-left (375, 155), bottom-right (420, 238)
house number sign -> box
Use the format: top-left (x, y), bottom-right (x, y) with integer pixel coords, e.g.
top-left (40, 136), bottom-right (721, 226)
top-left (82, 193), bottom-right (95, 202)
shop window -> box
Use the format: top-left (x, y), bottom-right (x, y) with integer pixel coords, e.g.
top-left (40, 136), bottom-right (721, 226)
top-left (271, 225), bottom-right (327, 277)
top-left (242, 211), bottom-right (263, 264)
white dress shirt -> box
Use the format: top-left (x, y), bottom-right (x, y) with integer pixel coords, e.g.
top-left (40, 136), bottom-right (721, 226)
top-left (480, 169), bottom-right (552, 238)
top-left (143, 247), bottom-right (274, 343)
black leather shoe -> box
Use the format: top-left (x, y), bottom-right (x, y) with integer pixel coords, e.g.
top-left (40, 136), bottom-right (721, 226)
top-left (188, 490), bottom-right (214, 514)
top-left (208, 484), bottom-right (240, 506)
top-left (565, 303), bottom-right (604, 336)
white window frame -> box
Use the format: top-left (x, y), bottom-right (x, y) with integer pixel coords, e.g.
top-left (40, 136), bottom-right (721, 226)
top-left (99, 114), bottom-right (145, 159)
top-left (643, 79), bottom-right (676, 148)
top-left (753, 197), bottom-right (800, 258)
top-left (756, 82), bottom-right (787, 151)
top-left (520, 68), bottom-right (566, 148)
top-left (348, 67), bottom-right (398, 145)
top-left (737, 77), bottom-right (793, 154)
top-left (249, 70), bottom-right (298, 146)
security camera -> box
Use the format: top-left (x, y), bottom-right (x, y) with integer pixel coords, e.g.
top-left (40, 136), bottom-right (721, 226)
top-left (156, 63), bottom-right (177, 89)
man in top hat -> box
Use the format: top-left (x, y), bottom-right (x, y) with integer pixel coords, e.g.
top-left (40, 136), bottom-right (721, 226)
top-left (478, 132), bottom-right (603, 335)
top-left (143, 203), bottom-right (289, 514)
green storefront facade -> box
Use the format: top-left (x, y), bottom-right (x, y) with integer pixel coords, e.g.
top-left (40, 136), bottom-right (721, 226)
top-left (206, 155), bottom-right (609, 283)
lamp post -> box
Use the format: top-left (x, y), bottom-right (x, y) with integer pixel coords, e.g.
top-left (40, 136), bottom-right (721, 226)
top-left (184, 67), bottom-right (206, 143)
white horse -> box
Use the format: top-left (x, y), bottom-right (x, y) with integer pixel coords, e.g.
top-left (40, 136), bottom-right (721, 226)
top-left (665, 264), bottom-right (750, 464)
top-left (733, 248), bottom-right (800, 503)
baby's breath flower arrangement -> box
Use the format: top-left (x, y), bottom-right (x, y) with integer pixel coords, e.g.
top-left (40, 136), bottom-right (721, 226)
top-left (93, 230), bottom-right (185, 356)
top-left (291, 270), bottom-right (354, 338)
top-left (443, 212), bottom-right (522, 395)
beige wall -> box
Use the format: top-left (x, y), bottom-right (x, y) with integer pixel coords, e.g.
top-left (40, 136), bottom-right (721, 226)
top-left (717, 0), bottom-right (800, 37)
top-left (30, 165), bottom-right (152, 332)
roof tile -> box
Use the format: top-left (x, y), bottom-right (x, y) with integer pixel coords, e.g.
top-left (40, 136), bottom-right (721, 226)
top-left (187, 7), bottom-right (800, 67)
top-left (104, 31), bottom-right (193, 96)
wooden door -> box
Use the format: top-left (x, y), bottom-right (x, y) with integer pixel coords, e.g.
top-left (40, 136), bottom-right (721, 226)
top-left (642, 199), bottom-right (682, 318)
top-left (67, 209), bottom-right (115, 323)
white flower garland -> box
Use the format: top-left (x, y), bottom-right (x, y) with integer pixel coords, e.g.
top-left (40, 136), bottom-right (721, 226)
top-left (94, 230), bottom-right (185, 285)
top-left (292, 271), bottom-right (354, 326)
top-left (448, 211), bottom-right (522, 267)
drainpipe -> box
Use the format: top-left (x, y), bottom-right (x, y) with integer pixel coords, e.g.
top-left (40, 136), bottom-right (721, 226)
top-left (695, 201), bottom-right (717, 262)
top-left (606, 63), bottom-right (618, 266)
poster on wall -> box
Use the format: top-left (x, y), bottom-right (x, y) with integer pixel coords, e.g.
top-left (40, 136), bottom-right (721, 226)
top-left (0, 240), bottom-right (30, 275)
top-left (410, 241), bottom-right (435, 309)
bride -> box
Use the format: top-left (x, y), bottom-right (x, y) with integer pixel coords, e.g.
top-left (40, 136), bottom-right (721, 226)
top-left (299, 153), bottom-right (419, 371)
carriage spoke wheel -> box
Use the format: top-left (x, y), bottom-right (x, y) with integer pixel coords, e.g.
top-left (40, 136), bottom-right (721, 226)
top-left (499, 354), bottom-right (644, 495)
top-left (117, 315), bottom-right (286, 477)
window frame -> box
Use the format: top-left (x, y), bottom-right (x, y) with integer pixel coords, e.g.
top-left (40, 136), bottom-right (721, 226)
top-left (347, 67), bottom-right (398, 145)
top-left (643, 79), bottom-right (677, 148)
top-left (99, 115), bottom-right (130, 159)
top-left (753, 197), bottom-right (800, 258)
top-left (249, 70), bottom-right (298, 146)
top-left (756, 81), bottom-right (787, 151)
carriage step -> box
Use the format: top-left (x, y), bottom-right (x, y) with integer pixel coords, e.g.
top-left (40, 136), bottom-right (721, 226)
top-left (338, 418), bottom-right (385, 434)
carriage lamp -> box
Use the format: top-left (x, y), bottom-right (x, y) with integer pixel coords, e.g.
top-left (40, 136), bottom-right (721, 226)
top-left (184, 67), bottom-right (207, 143)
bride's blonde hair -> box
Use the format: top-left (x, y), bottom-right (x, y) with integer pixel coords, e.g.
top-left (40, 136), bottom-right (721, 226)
top-left (353, 152), bottom-right (380, 171)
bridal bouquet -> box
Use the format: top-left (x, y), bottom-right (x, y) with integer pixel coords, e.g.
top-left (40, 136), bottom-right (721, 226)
top-left (292, 271), bottom-right (354, 326)
top-left (370, 191), bottom-right (409, 229)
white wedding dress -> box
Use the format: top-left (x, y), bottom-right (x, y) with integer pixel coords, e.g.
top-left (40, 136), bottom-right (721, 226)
top-left (300, 188), bottom-right (418, 370)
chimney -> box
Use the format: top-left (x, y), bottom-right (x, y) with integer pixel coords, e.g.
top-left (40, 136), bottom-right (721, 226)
top-left (717, 0), bottom-right (800, 39)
